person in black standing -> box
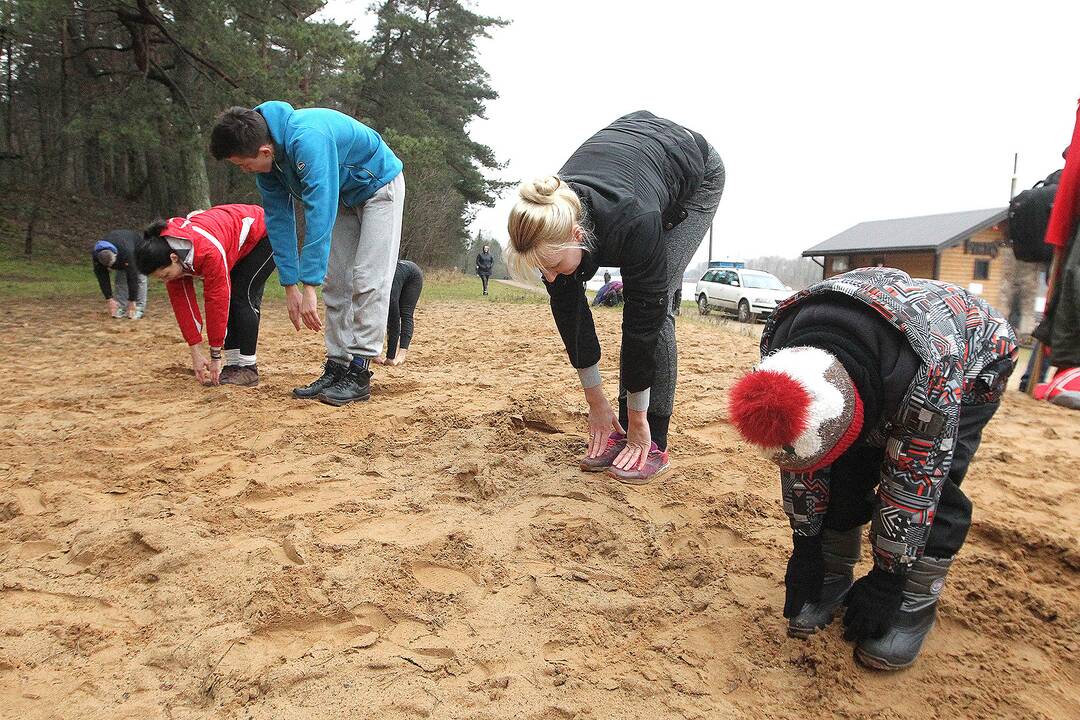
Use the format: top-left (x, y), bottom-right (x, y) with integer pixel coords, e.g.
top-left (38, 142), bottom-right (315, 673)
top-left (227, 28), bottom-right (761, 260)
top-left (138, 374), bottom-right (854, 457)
top-left (375, 260), bottom-right (424, 366)
top-left (476, 244), bottom-right (494, 295)
top-left (92, 229), bottom-right (147, 319)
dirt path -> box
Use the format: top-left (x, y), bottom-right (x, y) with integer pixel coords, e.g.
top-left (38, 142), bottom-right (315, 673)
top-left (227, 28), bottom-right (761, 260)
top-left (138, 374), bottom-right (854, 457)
top-left (0, 298), bottom-right (1076, 719)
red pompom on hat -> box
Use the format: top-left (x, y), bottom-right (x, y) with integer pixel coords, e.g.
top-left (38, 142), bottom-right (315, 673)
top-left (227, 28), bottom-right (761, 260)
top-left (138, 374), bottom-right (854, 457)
top-left (728, 346), bottom-right (863, 472)
top-left (728, 369), bottom-right (812, 448)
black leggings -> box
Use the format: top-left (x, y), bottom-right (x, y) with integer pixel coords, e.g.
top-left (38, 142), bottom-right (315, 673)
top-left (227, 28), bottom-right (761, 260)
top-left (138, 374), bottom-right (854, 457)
top-left (822, 400), bottom-right (1000, 558)
top-left (223, 240), bottom-right (276, 359)
top-left (386, 272), bottom-right (423, 359)
top-left (480, 274), bottom-right (490, 293)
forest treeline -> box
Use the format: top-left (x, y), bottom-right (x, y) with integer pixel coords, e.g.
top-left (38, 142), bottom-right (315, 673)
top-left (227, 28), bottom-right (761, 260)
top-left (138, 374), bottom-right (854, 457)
top-left (0, 0), bottom-right (509, 267)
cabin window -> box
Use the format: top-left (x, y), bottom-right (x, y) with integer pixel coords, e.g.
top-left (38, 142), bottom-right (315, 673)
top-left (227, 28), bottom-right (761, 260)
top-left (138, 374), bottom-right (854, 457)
top-left (832, 256), bottom-right (850, 272)
top-left (974, 260), bottom-right (990, 280)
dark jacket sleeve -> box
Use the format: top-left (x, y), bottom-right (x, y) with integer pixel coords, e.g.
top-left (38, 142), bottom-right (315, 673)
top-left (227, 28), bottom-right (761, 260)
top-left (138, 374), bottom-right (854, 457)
top-left (385, 267), bottom-right (404, 359)
top-left (545, 273), bottom-right (601, 370)
top-left (93, 260), bottom-right (112, 299)
top-left (616, 212), bottom-right (669, 393)
top-left (122, 256), bottom-right (140, 299)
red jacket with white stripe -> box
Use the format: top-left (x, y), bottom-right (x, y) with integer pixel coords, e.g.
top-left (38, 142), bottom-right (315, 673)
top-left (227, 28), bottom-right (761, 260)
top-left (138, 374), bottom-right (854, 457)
top-left (163, 204), bottom-right (267, 348)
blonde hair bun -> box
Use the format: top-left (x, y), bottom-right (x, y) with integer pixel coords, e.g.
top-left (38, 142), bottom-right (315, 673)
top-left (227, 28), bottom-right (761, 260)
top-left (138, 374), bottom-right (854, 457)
top-left (519, 176), bottom-right (563, 205)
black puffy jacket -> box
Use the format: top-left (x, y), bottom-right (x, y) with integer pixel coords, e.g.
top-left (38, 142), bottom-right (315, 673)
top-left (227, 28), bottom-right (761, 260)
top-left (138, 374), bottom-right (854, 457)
top-left (545, 110), bottom-right (709, 393)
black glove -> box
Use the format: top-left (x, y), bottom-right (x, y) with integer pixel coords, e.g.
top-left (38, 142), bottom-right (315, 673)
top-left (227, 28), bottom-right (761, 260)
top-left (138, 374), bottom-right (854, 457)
top-left (842, 567), bottom-right (907, 640)
top-left (783, 534), bottom-right (825, 618)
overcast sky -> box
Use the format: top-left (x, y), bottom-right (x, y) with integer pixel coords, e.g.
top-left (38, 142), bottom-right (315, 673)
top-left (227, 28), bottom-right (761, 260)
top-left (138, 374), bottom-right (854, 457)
top-left (322, 0), bottom-right (1080, 264)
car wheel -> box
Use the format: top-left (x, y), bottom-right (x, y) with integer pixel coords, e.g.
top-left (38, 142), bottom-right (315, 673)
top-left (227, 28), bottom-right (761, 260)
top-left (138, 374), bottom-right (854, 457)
top-left (697, 294), bottom-right (710, 315)
top-left (738, 299), bottom-right (755, 323)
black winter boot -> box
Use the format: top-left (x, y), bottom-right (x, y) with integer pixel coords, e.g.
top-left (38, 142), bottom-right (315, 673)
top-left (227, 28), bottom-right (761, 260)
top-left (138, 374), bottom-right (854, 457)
top-left (293, 360), bottom-right (348, 399)
top-left (788, 526), bottom-right (861, 638)
top-left (855, 555), bottom-right (953, 670)
top-left (317, 364), bottom-right (371, 406)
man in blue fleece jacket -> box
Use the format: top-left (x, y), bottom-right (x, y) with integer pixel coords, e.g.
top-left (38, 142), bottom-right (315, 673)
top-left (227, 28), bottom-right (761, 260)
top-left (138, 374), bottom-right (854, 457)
top-left (210, 102), bottom-right (405, 405)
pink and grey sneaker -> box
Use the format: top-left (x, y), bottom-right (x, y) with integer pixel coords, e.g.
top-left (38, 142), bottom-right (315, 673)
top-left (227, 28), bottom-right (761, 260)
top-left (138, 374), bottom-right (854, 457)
top-left (579, 432), bottom-right (627, 472)
top-left (606, 442), bottom-right (670, 485)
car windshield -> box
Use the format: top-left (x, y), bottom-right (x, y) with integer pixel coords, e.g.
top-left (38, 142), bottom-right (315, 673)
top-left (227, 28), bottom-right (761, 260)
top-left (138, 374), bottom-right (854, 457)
top-left (741, 272), bottom-right (786, 290)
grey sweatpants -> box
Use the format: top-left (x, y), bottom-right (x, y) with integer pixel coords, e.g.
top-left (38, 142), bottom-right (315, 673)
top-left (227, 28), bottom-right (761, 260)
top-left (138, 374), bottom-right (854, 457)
top-left (619, 146), bottom-right (725, 430)
top-left (113, 270), bottom-right (148, 312)
top-left (323, 172), bottom-right (406, 364)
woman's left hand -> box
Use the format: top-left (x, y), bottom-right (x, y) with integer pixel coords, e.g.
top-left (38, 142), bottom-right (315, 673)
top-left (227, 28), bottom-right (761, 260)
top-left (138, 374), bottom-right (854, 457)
top-left (612, 414), bottom-right (651, 471)
top-left (208, 357), bottom-right (223, 385)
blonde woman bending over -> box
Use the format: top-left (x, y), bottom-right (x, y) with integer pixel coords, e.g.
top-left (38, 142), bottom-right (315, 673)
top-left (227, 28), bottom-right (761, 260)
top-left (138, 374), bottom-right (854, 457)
top-left (508, 111), bottom-right (724, 484)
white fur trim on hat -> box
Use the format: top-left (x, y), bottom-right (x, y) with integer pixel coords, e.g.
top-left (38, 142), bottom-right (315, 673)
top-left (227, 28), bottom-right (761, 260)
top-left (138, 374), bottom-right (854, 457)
top-left (757, 346), bottom-right (846, 458)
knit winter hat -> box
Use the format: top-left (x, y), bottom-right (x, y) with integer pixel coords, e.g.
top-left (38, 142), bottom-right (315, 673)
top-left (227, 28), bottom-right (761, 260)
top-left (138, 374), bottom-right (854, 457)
top-left (728, 346), bottom-right (864, 472)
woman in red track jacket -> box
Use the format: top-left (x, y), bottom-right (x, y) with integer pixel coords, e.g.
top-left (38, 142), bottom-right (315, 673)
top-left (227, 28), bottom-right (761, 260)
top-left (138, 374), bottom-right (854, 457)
top-left (136, 204), bottom-right (275, 387)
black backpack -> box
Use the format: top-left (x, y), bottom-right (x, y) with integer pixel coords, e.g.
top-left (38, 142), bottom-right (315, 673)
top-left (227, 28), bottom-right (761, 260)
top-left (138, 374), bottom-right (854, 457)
top-left (1008, 172), bottom-right (1061, 263)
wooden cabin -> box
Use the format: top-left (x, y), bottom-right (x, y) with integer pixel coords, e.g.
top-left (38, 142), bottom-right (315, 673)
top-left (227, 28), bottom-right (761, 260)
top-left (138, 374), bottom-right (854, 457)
top-left (803, 208), bottom-right (1011, 310)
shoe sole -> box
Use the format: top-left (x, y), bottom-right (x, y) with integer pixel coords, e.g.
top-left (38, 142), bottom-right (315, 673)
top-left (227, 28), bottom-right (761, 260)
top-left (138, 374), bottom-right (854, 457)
top-left (853, 647), bottom-right (915, 671)
top-left (787, 602), bottom-right (846, 639)
top-left (317, 392), bottom-right (370, 406)
top-left (787, 625), bottom-right (822, 640)
top-left (579, 462), bottom-right (614, 472)
top-left (293, 386), bottom-right (333, 399)
top-left (787, 615), bottom-right (837, 639)
top-left (608, 461), bottom-right (670, 486)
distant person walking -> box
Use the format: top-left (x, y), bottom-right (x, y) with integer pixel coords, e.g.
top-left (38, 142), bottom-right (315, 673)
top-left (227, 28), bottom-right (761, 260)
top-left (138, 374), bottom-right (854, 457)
top-left (92, 229), bottom-right (147, 319)
top-left (476, 244), bottom-right (494, 295)
top-left (375, 260), bottom-right (424, 366)
top-left (507, 110), bottom-right (724, 483)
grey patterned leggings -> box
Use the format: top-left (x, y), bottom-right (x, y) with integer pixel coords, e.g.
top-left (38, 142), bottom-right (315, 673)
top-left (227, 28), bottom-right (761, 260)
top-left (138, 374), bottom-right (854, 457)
top-left (619, 146), bottom-right (725, 449)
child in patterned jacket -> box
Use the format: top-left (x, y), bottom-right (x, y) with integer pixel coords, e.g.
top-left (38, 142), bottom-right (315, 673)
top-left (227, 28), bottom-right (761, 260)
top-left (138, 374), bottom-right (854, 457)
top-left (728, 267), bottom-right (1016, 670)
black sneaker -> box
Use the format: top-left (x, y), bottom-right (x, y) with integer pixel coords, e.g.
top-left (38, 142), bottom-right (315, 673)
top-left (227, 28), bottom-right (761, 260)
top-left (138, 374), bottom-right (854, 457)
top-left (317, 365), bottom-right (371, 406)
top-left (293, 360), bottom-right (348, 399)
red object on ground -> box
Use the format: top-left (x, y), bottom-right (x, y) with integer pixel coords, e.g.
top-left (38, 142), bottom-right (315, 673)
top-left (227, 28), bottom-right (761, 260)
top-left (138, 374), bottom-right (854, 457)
top-left (728, 370), bottom-right (812, 447)
top-left (1045, 100), bottom-right (1080, 248)
top-left (1034, 366), bottom-right (1080, 402)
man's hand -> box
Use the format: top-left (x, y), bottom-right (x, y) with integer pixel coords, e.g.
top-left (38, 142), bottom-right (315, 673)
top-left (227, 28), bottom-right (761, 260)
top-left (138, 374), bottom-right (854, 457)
top-left (190, 346), bottom-right (211, 385)
top-left (842, 567), bottom-right (907, 640)
top-left (126, 301), bottom-right (137, 319)
top-left (612, 410), bottom-right (650, 471)
top-left (584, 386), bottom-right (625, 459)
top-left (300, 284), bottom-right (321, 331)
top-left (107, 298), bottom-right (119, 316)
top-left (285, 285), bottom-right (303, 330)
top-left (783, 534), bottom-right (825, 618)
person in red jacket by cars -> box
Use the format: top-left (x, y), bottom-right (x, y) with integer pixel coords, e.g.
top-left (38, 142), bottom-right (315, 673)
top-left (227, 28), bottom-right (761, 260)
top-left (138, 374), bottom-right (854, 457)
top-left (136, 204), bottom-right (275, 387)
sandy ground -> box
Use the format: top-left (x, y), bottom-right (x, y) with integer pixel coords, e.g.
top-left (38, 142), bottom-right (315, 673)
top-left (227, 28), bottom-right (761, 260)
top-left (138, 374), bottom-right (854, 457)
top-left (0, 296), bottom-right (1077, 720)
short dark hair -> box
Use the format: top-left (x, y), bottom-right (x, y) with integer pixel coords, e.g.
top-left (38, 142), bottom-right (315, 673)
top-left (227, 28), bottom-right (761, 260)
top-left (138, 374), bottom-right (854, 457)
top-left (94, 248), bottom-right (117, 268)
top-left (209, 107), bottom-right (271, 160)
top-left (135, 220), bottom-right (176, 274)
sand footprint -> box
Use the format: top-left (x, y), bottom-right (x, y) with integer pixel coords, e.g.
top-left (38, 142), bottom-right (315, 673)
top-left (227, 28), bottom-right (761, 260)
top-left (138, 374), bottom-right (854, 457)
top-left (411, 561), bottom-right (479, 595)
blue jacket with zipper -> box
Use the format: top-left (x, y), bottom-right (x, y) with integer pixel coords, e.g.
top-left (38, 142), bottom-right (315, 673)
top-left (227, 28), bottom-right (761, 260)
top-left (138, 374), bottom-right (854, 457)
top-left (254, 101), bottom-right (403, 286)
